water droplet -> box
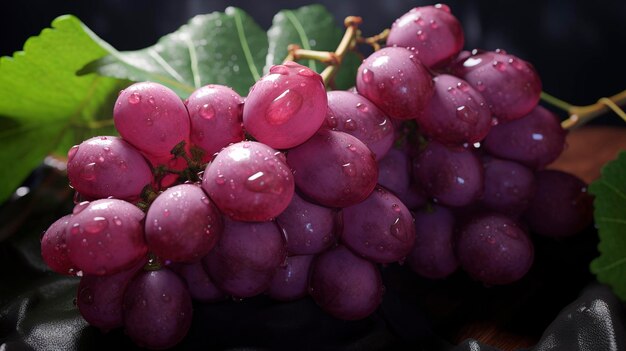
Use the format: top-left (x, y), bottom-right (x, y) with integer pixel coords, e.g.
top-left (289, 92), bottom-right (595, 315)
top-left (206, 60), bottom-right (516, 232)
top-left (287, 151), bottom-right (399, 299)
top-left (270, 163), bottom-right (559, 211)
top-left (68, 145), bottom-right (79, 162)
top-left (162, 293), bottom-right (171, 302)
top-left (356, 102), bottom-right (369, 113)
top-left (326, 115), bottom-right (338, 128)
top-left (163, 209), bottom-right (170, 217)
top-left (297, 68), bottom-right (316, 77)
top-left (456, 105), bottom-right (479, 124)
top-left (495, 48), bottom-right (507, 54)
top-left (457, 81), bottom-right (470, 92)
top-left (429, 19), bottom-right (439, 29)
top-left (97, 156), bottom-right (105, 163)
top-left (391, 204), bottom-right (401, 212)
top-left (270, 65), bottom-right (290, 75)
top-left (416, 30), bottom-right (427, 41)
top-left (70, 223), bottom-right (81, 235)
top-left (342, 162), bottom-right (357, 177)
top-left (103, 146), bottom-right (111, 153)
top-left (266, 89), bottom-right (303, 125)
top-left (476, 80), bottom-right (486, 91)
top-left (128, 92), bottom-right (141, 104)
top-left (201, 196), bottom-right (210, 205)
top-left (362, 68), bottom-right (374, 83)
top-left (215, 175), bottom-right (226, 185)
top-left (81, 163), bottom-right (97, 181)
top-left (390, 217), bottom-right (409, 242)
top-left (245, 171), bottom-right (281, 194)
top-left (347, 144), bottom-right (357, 152)
top-left (492, 60), bottom-right (506, 71)
top-left (118, 160), bottom-right (128, 170)
top-left (434, 3), bottom-right (451, 12)
top-left (113, 216), bottom-right (123, 226)
top-left (344, 119), bottom-right (357, 131)
top-left (73, 201), bottom-right (90, 214)
top-left (84, 217), bottom-right (109, 234)
top-left (200, 104), bottom-right (216, 120)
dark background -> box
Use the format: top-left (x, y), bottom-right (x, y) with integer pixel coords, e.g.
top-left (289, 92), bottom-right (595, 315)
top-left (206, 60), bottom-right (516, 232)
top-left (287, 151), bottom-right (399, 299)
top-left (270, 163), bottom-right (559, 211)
top-left (2, 0), bottom-right (625, 118)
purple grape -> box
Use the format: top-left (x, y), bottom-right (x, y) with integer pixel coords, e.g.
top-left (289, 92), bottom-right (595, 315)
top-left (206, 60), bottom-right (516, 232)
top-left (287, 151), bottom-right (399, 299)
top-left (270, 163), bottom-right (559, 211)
top-left (413, 141), bottom-right (483, 207)
top-left (483, 105), bottom-right (567, 169)
top-left (41, 214), bottom-right (77, 275)
top-left (407, 205), bottom-right (458, 279)
top-left (452, 50), bottom-right (542, 122)
top-left (66, 199), bottom-right (147, 276)
top-left (524, 170), bottom-right (593, 238)
top-left (356, 47), bottom-right (434, 120)
top-left (123, 268), bottom-right (192, 350)
top-left (114, 82), bottom-right (190, 158)
top-left (267, 255), bottom-right (314, 301)
top-left (170, 261), bottom-right (225, 302)
top-left (187, 84), bottom-right (245, 163)
top-left (66, 136), bottom-right (153, 201)
top-left (201, 141), bottom-right (294, 221)
top-left (287, 129), bottom-right (378, 208)
top-left (481, 156), bottom-right (536, 216)
top-left (341, 186), bottom-right (416, 263)
top-left (456, 213), bottom-right (534, 285)
top-left (387, 4), bottom-right (464, 68)
top-left (309, 245), bottom-right (383, 320)
top-left (416, 74), bottom-right (492, 145)
top-left (377, 147), bottom-right (427, 209)
top-left (325, 90), bottom-right (394, 160)
top-left (276, 192), bottom-right (335, 255)
top-left (243, 61), bottom-right (327, 149)
top-left (145, 184), bottom-right (223, 263)
top-left (203, 219), bottom-right (285, 298)
top-left (77, 258), bottom-right (145, 331)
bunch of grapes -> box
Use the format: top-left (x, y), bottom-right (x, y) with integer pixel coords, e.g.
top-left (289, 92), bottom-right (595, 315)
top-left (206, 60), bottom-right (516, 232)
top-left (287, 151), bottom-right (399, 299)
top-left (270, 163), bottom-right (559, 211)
top-left (40, 4), bottom-right (593, 349)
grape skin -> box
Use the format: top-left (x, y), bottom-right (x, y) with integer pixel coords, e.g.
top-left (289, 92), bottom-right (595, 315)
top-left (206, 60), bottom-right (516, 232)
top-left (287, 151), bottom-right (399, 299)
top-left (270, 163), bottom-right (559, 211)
top-left (41, 214), bottom-right (76, 275)
top-left (169, 261), bottom-right (225, 302)
top-left (267, 255), bottom-right (314, 301)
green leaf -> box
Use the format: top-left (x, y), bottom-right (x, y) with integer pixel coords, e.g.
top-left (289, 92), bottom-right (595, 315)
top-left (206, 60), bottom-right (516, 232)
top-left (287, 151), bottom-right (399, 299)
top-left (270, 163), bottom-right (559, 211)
top-left (0, 15), bottom-right (126, 204)
top-left (589, 151), bottom-right (626, 300)
top-left (80, 7), bottom-right (268, 97)
top-left (266, 5), bottom-right (359, 89)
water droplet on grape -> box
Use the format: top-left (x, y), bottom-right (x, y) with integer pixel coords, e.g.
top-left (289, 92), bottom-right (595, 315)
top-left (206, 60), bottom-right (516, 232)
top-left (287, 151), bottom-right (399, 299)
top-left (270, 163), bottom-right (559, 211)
top-left (344, 118), bottom-right (357, 131)
top-left (356, 102), bottom-right (369, 112)
top-left (200, 104), bottom-right (216, 120)
top-left (81, 163), bottom-right (97, 181)
top-left (163, 209), bottom-right (170, 217)
top-left (215, 175), bottom-right (226, 185)
top-left (416, 30), bottom-right (427, 41)
top-left (128, 92), bottom-right (141, 104)
top-left (390, 217), bottom-right (409, 242)
top-left (68, 145), bottom-right (79, 162)
top-left (342, 162), bottom-right (357, 177)
top-left (73, 201), bottom-right (90, 214)
top-left (429, 19), bottom-right (439, 29)
top-left (84, 216), bottom-right (109, 234)
top-left (476, 80), bottom-right (486, 91)
top-left (362, 68), bottom-right (374, 83)
top-left (492, 60), bottom-right (506, 71)
top-left (456, 105), bottom-right (479, 124)
top-left (266, 89), bottom-right (303, 125)
top-left (391, 204), bottom-right (401, 212)
top-left (434, 3), bottom-right (451, 12)
top-left (297, 68), bottom-right (316, 77)
top-left (270, 65), bottom-right (289, 75)
top-left (457, 81), bottom-right (470, 92)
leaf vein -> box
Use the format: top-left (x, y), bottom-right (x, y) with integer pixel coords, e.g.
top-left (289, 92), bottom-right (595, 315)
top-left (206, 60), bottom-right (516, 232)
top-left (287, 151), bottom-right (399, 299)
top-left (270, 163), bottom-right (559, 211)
top-left (595, 257), bottom-right (626, 273)
top-left (147, 48), bottom-right (185, 83)
top-left (598, 180), bottom-right (626, 202)
top-left (181, 36), bottom-right (201, 89)
top-left (232, 9), bottom-right (261, 81)
top-left (284, 10), bottom-right (317, 71)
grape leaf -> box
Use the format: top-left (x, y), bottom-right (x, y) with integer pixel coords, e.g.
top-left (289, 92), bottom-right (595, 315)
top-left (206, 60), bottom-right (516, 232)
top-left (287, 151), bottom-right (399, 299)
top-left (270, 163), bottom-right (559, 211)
top-left (589, 151), bottom-right (626, 300)
top-left (0, 15), bottom-right (125, 204)
top-left (79, 7), bottom-right (268, 97)
top-left (266, 5), bottom-right (359, 89)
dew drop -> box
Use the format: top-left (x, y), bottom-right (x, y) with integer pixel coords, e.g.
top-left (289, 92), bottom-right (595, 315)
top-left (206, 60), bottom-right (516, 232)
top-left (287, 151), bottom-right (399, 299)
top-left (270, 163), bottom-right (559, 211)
top-left (163, 209), bottom-right (170, 217)
top-left (113, 216), bottom-right (123, 226)
top-left (362, 68), bottom-right (374, 83)
top-left (457, 81), bottom-right (470, 92)
top-left (456, 105), bottom-right (479, 124)
top-left (73, 201), bottom-right (90, 215)
top-left (270, 65), bottom-right (290, 75)
top-left (81, 163), bottom-right (97, 181)
top-left (215, 175), bottom-right (226, 185)
top-left (342, 162), bottom-right (357, 177)
top-left (266, 89), bottom-right (303, 125)
top-left (68, 145), bottom-right (79, 162)
top-left (128, 92), bottom-right (141, 104)
top-left (492, 60), bottom-right (506, 71)
top-left (416, 30), bottom-right (427, 41)
top-left (434, 3), bottom-right (451, 12)
top-left (84, 216), bottom-right (109, 234)
top-left (326, 115), bottom-right (338, 128)
top-left (118, 160), bottom-right (128, 170)
top-left (390, 217), bottom-right (409, 242)
top-left (356, 102), bottom-right (369, 113)
top-left (344, 119), bottom-right (357, 131)
top-left (297, 68), bottom-right (316, 77)
top-left (476, 81), bottom-right (486, 91)
top-left (429, 19), bottom-right (439, 29)
top-left (391, 203), bottom-right (401, 212)
top-left (200, 104), bottom-right (216, 120)
top-left (70, 223), bottom-right (81, 235)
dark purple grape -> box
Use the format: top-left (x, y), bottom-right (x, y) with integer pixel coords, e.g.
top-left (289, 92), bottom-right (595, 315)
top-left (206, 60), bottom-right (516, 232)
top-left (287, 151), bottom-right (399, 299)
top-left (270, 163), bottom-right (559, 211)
top-left (187, 84), bottom-right (245, 163)
top-left (407, 205), bottom-right (458, 279)
top-left (413, 141), bottom-right (483, 207)
top-left (123, 268), bottom-right (192, 350)
top-left (203, 219), bottom-right (285, 298)
top-left (145, 184), bottom-right (223, 263)
top-left (416, 74), bottom-right (492, 145)
top-left (341, 186), bottom-right (416, 263)
top-left (41, 214), bottom-right (77, 275)
top-left (481, 156), bottom-right (536, 216)
top-left (452, 50), bottom-right (542, 121)
top-left (387, 4), bottom-right (464, 68)
top-left (524, 170), bottom-right (593, 238)
top-left (67, 136), bottom-right (153, 201)
top-left (201, 141), bottom-right (294, 221)
top-left (267, 255), bottom-right (314, 301)
top-left (287, 129), bottom-right (378, 208)
top-left (456, 213), bottom-right (534, 285)
top-left (309, 245), bottom-right (383, 320)
top-left (356, 47), bottom-right (434, 120)
top-left (276, 192), bottom-right (335, 255)
top-left (483, 105), bottom-right (567, 169)
top-left (377, 147), bottom-right (427, 209)
top-left (325, 90), bottom-right (394, 160)
top-left (170, 261), bottom-right (225, 302)
top-left (243, 61), bottom-right (327, 149)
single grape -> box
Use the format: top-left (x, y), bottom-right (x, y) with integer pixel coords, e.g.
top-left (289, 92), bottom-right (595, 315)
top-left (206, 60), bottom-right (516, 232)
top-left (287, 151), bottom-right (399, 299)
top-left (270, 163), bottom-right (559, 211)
top-left (169, 261), bottom-right (225, 302)
top-left (416, 74), bottom-right (492, 145)
top-left (276, 192), bottom-right (336, 255)
top-left (41, 214), bottom-right (77, 275)
top-left (377, 147), bottom-right (427, 209)
top-left (77, 258), bottom-right (145, 331)
top-left (413, 141), bottom-right (483, 207)
top-left (287, 129), bottom-right (378, 208)
top-left (145, 184), bottom-right (223, 263)
top-left (356, 46), bottom-right (434, 120)
top-left (456, 213), bottom-right (534, 285)
top-left (201, 141), bottom-right (294, 221)
top-left (524, 170), bottom-right (593, 238)
top-left (481, 156), bottom-right (536, 216)
top-left (452, 49), bottom-right (542, 121)
top-left (325, 90), bottom-right (394, 160)
top-left (67, 136), bottom-right (153, 201)
top-left (309, 245), bottom-right (383, 320)
top-left (387, 4), bottom-right (464, 68)
top-left (187, 84), bottom-right (245, 162)
top-left (123, 268), bottom-right (192, 350)
top-left (341, 186), bottom-right (416, 263)
top-left (203, 219), bottom-right (285, 298)
top-left (243, 61), bottom-right (327, 149)
top-left (407, 205), bottom-right (458, 279)
top-left (267, 255), bottom-right (314, 301)
top-left (483, 105), bottom-right (567, 169)
top-left (114, 82), bottom-right (190, 159)
top-left (67, 199), bottom-right (147, 276)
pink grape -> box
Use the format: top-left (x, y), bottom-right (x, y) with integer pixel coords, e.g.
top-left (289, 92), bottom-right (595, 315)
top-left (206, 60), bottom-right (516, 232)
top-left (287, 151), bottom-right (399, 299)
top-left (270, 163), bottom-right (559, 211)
top-left (66, 199), bottom-right (147, 276)
top-left (287, 129), bottom-right (378, 208)
top-left (41, 214), bottom-right (77, 275)
top-left (201, 141), bottom-right (294, 221)
top-left (267, 255), bottom-right (314, 301)
top-left (187, 84), bottom-right (245, 162)
top-left (243, 61), bottom-right (327, 149)
top-left (387, 4), bottom-right (465, 68)
top-left (356, 46), bottom-right (434, 120)
top-left (377, 147), bottom-right (427, 209)
top-left (145, 184), bottom-right (223, 263)
top-left (67, 136), bottom-right (153, 201)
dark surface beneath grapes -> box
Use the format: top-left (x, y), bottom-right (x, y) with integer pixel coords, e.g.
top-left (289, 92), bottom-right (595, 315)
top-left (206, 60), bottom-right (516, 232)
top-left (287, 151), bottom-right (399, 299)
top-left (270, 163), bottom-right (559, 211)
top-left (1, 166), bottom-right (624, 350)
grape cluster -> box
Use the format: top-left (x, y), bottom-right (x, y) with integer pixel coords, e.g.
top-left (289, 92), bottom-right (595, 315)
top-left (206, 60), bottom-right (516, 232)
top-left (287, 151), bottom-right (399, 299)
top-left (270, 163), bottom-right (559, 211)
top-left (40, 4), bottom-right (594, 349)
